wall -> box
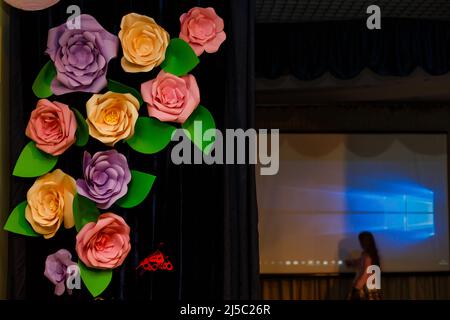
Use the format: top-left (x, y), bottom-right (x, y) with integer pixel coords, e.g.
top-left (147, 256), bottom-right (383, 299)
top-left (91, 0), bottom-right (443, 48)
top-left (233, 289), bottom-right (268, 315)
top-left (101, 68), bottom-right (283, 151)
top-left (256, 69), bottom-right (450, 105)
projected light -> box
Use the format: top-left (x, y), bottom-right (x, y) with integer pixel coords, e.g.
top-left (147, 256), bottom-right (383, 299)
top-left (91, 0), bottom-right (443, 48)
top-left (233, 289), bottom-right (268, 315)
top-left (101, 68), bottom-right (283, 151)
top-left (347, 183), bottom-right (435, 236)
top-left (257, 134), bottom-right (449, 274)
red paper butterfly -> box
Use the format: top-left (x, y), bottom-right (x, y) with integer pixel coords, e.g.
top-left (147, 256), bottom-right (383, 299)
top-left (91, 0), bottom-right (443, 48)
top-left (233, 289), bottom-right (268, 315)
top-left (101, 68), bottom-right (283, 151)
top-left (136, 243), bottom-right (173, 273)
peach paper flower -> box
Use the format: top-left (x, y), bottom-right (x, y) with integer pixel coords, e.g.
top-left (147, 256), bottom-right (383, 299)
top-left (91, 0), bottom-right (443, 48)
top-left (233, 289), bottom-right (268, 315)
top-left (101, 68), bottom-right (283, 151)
top-left (86, 91), bottom-right (140, 146)
top-left (119, 13), bottom-right (170, 73)
top-left (26, 169), bottom-right (76, 239)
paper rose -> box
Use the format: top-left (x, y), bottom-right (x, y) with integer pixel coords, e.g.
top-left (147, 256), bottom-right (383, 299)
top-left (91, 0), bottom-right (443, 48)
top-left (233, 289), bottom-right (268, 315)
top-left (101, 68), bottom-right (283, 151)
top-left (76, 213), bottom-right (131, 269)
top-left (4, 0), bottom-right (59, 11)
top-left (26, 169), bottom-right (76, 239)
top-left (44, 249), bottom-right (77, 296)
top-left (119, 13), bottom-right (170, 73)
top-left (76, 150), bottom-right (131, 209)
top-left (46, 14), bottom-right (119, 95)
top-left (25, 99), bottom-right (77, 156)
top-left (179, 7), bottom-right (226, 56)
top-left (86, 91), bottom-right (140, 146)
top-left (141, 70), bottom-right (200, 124)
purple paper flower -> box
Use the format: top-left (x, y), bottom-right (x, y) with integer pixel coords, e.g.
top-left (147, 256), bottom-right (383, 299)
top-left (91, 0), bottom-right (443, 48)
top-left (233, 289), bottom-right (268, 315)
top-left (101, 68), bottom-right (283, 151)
top-left (46, 14), bottom-right (118, 95)
top-left (77, 150), bottom-right (131, 209)
top-left (44, 249), bottom-right (76, 296)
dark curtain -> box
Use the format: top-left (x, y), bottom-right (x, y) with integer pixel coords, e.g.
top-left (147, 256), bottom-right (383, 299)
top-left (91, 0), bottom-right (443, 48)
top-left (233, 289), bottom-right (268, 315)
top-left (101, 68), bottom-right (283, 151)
top-left (223, 0), bottom-right (260, 300)
top-left (6, 0), bottom-right (259, 300)
top-left (261, 275), bottom-right (450, 300)
top-left (256, 19), bottom-right (450, 80)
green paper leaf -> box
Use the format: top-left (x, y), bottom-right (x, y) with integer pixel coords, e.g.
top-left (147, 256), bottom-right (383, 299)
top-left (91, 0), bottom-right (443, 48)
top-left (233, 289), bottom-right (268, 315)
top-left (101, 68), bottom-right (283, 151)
top-left (117, 170), bottom-right (156, 209)
top-left (78, 261), bottom-right (112, 297)
top-left (126, 117), bottom-right (176, 154)
top-left (107, 79), bottom-right (143, 106)
top-left (161, 38), bottom-right (199, 76)
top-left (72, 108), bottom-right (89, 147)
top-left (32, 61), bottom-right (56, 98)
top-left (4, 201), bottom-right (39, 237)
top-left (182, 105), bottom-right (216, 155)
top-left (73, 194), bottom-right (100, 232)
top-left (13, 141), bottom-right (58, 178)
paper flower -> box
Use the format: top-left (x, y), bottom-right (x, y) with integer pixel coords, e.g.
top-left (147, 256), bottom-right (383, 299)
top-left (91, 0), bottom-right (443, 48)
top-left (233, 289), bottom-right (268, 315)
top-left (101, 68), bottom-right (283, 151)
top-left (141, 70), bottom-right (200, 124)
top-left (44, 249), bottom-right (77, 296)
top-left (26, 169), bottom-right (76, 239)
top-left (4, 0), bottom-right (59, 11)
top-left (119, 13), bottom-right (170, 73)
top-left (76, 150), bottom-right (131, 209)
top-left (25, 99), bottom-right (77, 156)
top-left (179, 7), bottom-right (226, 56)
top-left (86, 91), bottom-right (140, 146)
top-left (76, 213), bottom-right (131, 269)
top-left (46, 14), bottom-right (118, 95)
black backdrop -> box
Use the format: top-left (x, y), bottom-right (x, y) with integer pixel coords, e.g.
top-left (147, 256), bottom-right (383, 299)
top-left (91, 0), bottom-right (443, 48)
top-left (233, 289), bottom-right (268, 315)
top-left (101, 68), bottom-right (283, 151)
top-left (5, 0), bottom-right (259, 300)
top-left (256, 19), bottom-right (450, 80)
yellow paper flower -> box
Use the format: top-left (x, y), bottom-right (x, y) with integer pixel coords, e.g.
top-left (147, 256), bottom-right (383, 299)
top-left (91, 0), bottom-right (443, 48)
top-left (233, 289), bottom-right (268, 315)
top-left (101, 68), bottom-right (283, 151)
top-left (25, 169), bottom-right (76, 239)
top-left (119, 13), bottom-right (170, 73)
top-left (86, 91), bottom-right (140, 146)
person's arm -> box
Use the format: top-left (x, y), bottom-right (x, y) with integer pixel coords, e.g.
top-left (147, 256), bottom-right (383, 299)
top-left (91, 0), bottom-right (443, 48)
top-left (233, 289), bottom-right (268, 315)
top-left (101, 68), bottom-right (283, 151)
top-left (354, 254), bottom-right (372, 290)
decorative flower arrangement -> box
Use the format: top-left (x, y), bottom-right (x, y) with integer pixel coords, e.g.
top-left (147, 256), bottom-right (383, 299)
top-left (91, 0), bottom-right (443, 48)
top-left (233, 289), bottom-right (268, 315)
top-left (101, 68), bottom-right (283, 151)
top-left (4, 7), bottom-right (225, 298)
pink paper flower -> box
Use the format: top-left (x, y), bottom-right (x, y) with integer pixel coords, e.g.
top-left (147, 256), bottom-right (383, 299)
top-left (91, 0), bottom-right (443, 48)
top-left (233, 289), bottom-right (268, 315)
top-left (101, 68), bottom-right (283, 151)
top-left (179, 7), bottom-right (226, 56)
top-left (25, 99), bottom-right (77, 156)
top-left (4, 0), bottom-right (59, 11)
top-left (76, 213), bottom-right (131, 270)
top-left (141, 70), bottom-right (200, 124)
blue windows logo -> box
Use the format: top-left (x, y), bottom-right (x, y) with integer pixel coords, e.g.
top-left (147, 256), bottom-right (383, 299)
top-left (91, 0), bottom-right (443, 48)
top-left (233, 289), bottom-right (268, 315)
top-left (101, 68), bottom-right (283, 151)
top-left (345, 183), bottom-right (435, 239)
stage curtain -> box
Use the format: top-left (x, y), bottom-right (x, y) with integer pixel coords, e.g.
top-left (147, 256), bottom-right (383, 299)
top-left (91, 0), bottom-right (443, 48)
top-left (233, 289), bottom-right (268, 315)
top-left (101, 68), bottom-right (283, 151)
top-left (0, 2), bottom-right (10, 300)
top-left (5, 0), bottom-right (259, 300)
top-left (223, 0), bottom-right (260, 300)
top-left (261, 275), bottom-right (450, 300)
top-left (256, 19), bottom-right (450, 80)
